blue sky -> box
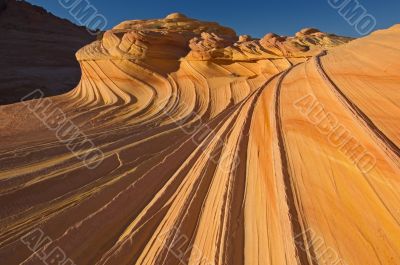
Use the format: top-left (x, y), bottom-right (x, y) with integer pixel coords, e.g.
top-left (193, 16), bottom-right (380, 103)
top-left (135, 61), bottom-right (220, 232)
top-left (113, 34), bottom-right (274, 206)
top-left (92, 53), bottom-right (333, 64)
top-left (26, 0), bottom-right (400, 37)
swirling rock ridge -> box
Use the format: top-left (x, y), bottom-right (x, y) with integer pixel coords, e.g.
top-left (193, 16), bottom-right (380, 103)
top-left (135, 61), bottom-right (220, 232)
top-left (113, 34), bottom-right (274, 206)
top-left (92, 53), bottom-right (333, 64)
top-left (0, 13), bottom-right (399, 265)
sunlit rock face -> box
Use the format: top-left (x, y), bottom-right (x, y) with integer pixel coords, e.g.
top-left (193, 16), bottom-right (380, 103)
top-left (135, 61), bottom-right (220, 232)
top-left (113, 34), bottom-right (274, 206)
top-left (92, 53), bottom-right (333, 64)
top-left (1, 11), bottom-right (400, 265)
top-left (77, 13), bottom-right (237, 61)
top-left (77, 14), bottom-right (351, 63)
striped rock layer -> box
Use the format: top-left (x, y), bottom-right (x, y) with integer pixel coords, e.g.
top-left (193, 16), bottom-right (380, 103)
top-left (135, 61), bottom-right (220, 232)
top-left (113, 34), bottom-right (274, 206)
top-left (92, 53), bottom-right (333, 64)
top-left (0, 14), bottom-right (399, 265)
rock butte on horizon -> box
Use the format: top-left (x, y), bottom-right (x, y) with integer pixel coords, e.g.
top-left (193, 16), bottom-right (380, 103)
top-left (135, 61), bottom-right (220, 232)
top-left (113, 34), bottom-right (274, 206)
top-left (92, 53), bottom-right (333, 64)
top-left (0, 0), bottom-right (95, 104)
top-left (0, 9), bottom-right (400, 265)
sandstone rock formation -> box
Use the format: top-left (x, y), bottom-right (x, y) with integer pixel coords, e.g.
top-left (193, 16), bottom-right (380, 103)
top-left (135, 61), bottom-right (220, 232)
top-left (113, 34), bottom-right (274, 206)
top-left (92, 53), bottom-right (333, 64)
top-left (0, 0), bottom-right (95, 105)
top-left (78, 14), bottom-right (351, 64)
top-left (0, 11), bottom-right (399, 265)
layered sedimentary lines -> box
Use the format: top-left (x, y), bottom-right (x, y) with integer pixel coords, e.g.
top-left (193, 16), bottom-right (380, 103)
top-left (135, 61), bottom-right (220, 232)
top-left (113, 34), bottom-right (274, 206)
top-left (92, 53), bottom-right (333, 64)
top-left (0, 14), bottom-right (399, 265)
top-left (0, 0), bottom-right (95, 105)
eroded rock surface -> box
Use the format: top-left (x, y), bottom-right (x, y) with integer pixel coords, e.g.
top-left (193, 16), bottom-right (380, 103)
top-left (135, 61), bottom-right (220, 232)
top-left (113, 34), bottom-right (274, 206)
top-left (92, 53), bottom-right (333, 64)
top-left (0, 11), bottom-right (399, 265)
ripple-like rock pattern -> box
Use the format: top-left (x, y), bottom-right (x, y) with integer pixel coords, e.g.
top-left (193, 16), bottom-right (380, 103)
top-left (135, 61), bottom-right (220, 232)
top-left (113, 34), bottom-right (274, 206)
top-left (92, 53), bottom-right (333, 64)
top-left (0, 14), bottom-right (399, 265)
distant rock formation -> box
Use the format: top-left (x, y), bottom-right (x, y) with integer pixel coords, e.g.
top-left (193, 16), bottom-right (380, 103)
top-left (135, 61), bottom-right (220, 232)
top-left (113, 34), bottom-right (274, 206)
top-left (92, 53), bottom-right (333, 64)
top-left (0, 0), bottom-right (7, 12)
top-left (0, 0), bottom-right (95, 105)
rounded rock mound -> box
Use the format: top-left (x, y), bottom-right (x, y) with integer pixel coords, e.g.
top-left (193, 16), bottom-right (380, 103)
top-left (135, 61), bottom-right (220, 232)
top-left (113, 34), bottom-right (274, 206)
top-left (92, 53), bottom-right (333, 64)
top-left (296, 28), bottom-right (321, 37)
top-left (165, 12), bottom-right (187, 19)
